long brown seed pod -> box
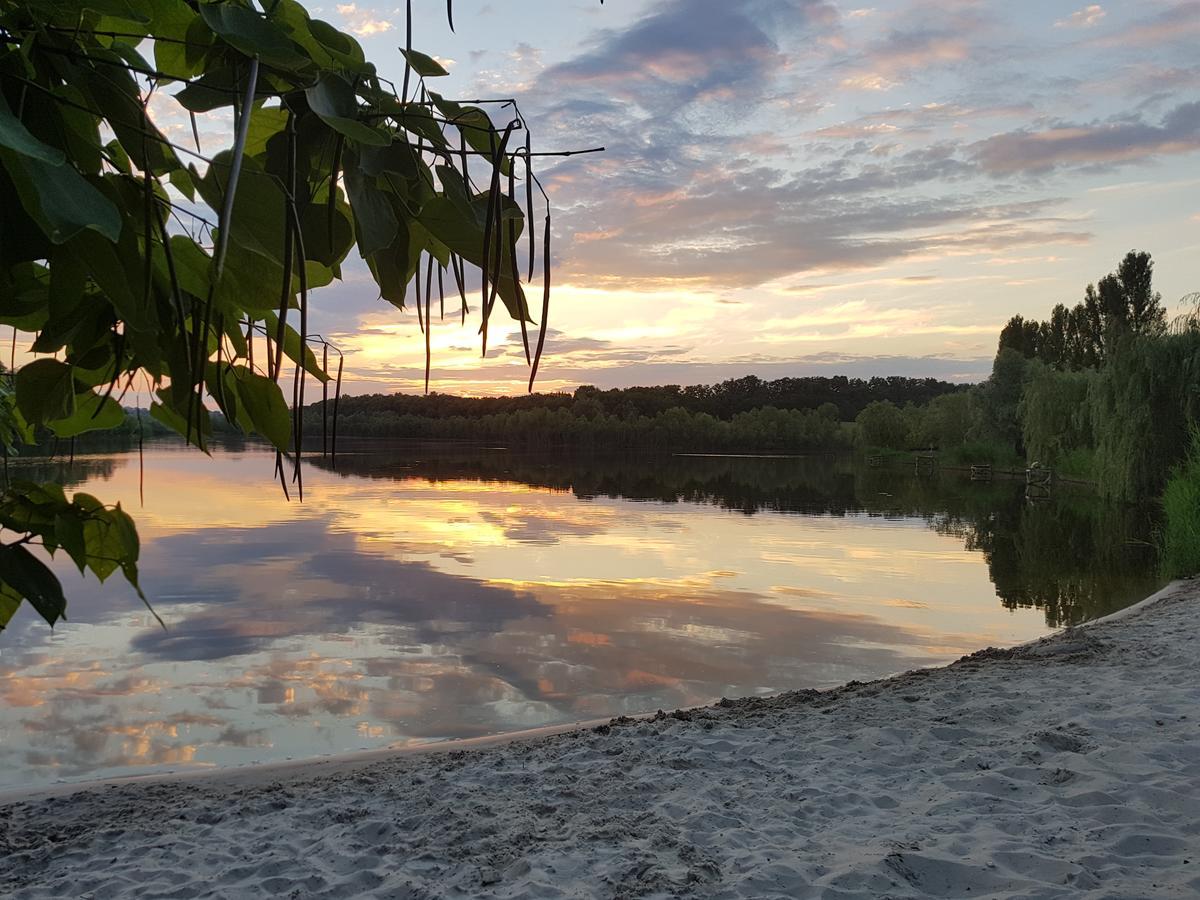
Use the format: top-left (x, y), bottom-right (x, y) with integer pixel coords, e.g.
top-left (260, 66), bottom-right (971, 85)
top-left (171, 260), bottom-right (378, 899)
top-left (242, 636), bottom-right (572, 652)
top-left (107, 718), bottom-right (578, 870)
top-left (424, 253), bottom-right (433, 393)
top-left (481, 122), bottom-right (516, 355)
top-left (272, 112), bottom-right (297, 383)
top-left (528, 213), bottom-right (551, 393)
top-left (322, 342), bottom-right (329, 457)
top-left (331, 354), bottom-right (344, 470)
top-left (525, 132), bottom-right (535, 281)
top-left (508, 163), bottom-right (530, 365)
top-left (438, 264), bottom-right (445, 321)
top-left (448, 253), bottom-right (467, 324)
top-left (415, 251), bottom-right (425, 334)
top-left (291, 198), bottom-right (309, 490)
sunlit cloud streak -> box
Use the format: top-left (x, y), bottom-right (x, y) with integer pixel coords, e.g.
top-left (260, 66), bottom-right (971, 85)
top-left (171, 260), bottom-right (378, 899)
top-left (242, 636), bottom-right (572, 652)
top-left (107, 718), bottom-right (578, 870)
top-left (1055, 5), bottom-right (1106, 29)
top-left (972, 102), bottom-right (1200, 175)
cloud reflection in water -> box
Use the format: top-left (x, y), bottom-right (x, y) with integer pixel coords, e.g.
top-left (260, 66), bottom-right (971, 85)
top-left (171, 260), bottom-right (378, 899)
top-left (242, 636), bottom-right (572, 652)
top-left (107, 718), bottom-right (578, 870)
top-left (0, 445), bottom-right (1064, 788)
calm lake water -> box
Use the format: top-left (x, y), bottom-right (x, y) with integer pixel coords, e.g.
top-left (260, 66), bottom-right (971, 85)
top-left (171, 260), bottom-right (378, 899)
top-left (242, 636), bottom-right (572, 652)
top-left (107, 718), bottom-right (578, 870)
top-left (0, 440), bottom-right (1163, 790)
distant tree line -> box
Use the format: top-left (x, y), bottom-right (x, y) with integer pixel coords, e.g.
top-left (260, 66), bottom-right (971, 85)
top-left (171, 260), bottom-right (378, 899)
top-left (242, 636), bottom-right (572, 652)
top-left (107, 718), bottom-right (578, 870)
top-left (308, 401), bottom-right (850, 453)
top-left (320, 375), bottom-right (963, 424)
top-left (305, 375), bottom-right (966, 452)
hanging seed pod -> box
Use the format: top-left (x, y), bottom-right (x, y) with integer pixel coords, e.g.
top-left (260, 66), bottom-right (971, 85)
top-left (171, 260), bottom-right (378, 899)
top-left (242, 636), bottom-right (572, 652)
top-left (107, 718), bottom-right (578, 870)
top-left (425, 252), bottom-right (434, 393)
top-left (529, 213), bottom-right (551, 392)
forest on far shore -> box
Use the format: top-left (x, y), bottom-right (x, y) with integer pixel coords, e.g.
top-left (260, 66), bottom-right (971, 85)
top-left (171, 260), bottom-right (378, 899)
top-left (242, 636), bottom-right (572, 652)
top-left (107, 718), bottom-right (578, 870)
top-left (302, 374), bottom-right (965, 454)
top-left (35, 251), bottom-right (1199, 577)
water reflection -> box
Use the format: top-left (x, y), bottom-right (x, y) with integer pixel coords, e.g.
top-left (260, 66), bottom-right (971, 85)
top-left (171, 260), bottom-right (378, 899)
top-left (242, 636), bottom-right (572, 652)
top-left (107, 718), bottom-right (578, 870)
top-left (317, 446), bottom-right (1161, 627)
top-left (0, 443), bottom-right (1162, 789)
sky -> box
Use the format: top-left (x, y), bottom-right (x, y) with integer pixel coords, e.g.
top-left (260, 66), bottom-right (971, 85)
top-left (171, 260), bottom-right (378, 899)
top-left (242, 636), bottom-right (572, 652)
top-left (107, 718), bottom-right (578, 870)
top-left (275, 2), bottom-right (1199, 394)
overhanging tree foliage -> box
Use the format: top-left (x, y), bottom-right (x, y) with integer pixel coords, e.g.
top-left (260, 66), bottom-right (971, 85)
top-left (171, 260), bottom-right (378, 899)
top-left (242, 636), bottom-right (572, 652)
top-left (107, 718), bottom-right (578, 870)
top-left (0, 0), bottom-right (593, 630)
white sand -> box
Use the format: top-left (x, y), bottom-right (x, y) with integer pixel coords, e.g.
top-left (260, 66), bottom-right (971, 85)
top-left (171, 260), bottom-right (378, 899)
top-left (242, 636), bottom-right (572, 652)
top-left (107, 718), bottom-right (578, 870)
top-left (2, 580), bottom-right (1198, 899)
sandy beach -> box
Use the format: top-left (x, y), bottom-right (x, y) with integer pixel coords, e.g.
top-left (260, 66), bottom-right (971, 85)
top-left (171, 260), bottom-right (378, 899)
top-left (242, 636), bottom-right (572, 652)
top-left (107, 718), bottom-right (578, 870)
top-left (2, 580), bottom-right (1197, 899)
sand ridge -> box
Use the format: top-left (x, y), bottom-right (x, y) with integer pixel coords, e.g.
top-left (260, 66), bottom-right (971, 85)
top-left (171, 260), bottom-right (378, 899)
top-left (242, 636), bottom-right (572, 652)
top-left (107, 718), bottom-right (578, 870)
top-left (2, 581), bottom-right (1198, 898)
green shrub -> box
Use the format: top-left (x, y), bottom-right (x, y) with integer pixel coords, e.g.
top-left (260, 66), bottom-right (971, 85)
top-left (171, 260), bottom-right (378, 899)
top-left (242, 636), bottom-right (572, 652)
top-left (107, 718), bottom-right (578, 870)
top-left (855, 400), bottom-right (909, 450)
top-left (1161, 431), bottom-right (1200, 578)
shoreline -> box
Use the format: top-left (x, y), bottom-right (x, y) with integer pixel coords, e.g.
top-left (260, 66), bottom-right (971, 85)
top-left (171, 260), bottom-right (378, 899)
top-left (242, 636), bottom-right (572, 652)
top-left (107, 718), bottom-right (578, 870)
top-left (3, 579), bottom-right (1197, 898)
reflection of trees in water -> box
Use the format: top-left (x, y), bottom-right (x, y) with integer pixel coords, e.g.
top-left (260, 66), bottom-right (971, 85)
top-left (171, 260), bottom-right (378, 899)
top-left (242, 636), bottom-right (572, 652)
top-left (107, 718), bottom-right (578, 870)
top-left (4, 456), bottom-right (122, 489)
top-left (850, 470), bottom-right (1161, 625)
top-left (961, 497), bottom-right (1160, 627)
top-left (320, 445), bottom-right (864, 515)
top-left (314, 443), bottom-right (1162, 627)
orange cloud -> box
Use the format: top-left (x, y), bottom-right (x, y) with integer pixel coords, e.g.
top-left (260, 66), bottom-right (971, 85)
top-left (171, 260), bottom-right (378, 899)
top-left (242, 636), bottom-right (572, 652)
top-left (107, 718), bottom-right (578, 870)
top-left (1055, 5), bottom-right (1106, 28)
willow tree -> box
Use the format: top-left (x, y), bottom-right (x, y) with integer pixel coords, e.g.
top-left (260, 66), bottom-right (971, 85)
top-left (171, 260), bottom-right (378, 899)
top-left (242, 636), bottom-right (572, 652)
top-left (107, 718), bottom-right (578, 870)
top-left (0, 0), bottom-right (589, 630)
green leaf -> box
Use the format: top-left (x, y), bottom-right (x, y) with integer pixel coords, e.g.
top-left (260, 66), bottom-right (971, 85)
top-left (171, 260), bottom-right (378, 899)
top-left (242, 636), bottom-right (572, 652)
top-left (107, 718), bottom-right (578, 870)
top-left (418, 196), bottom-right (529, 320)
top-left (150, 389), bottom-right (211, 450)
top-left (80, 60), bottom-right (178, 176)
top-left (0, 148), bottom-right (121, 245)
top-left (428, 92), bottom-right (510, 175)
top-left (241, 103), bottom-right (290, 157)
top-left (54, 512), bottom-right (88, 572)
top-left (0, 544), bottom-right (66, 627)
top-left (297, 199), bottom-right (354, 267)
top-left (0, 263), bottom-right (51, 331)
top-left (266, 0), bottom-right (369, 73)
top-left (199, 1), bottom-right (313, 72)
top-left (343, 167), bottom-right (398, 256)
top-left (66, 229), bottom-right (148, 332)
top-left (365, 223), bottom-right (418, 309)
top-left (175, 67), bottom-right (240, 113)
top-left (46, 390), bottom-right (126, 438)
top-left (152, 1), bottom-right (209, 79)
top-left (233, 366), bottom-right (291, 450)
top-left (304, 17), bottom-right (368, 70)
top-left (80, 503), bottom-right (140, 584)
top-left (167, 234), bottom-right (212, 298)
top-left (205, 361), bottom-right (239, 424)
top-left (196, 155), bottom-right (289, 269)
top-left (262, 312), bottom-right (330, 382)
top-left (14, 359), bottom-right (76, 426)
top-left (80, 0), bottom-right (147, 19)
top-left (0, 584), bottom-right (20, 631)
top-left (103, 138), bottom-right (132, 174)
top-left (401, 49), bottom-right (449, 77)
top-left (169, 167), bottom-right (196, 201)
top-left (306, 74), bottom-right (389, 146)
top-left (0, 92), bottom-right (65, 164)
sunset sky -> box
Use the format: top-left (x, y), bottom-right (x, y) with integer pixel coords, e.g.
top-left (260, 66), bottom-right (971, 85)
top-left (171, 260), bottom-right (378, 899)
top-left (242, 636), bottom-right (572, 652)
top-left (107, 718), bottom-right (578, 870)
top-left (301, 0), bottom-right (1200, 395)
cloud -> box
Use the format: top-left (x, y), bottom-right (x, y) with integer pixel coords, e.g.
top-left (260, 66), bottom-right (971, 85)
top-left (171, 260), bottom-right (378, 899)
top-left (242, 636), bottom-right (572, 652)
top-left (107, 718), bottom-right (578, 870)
top-left (538, 139), bottom-right (1089, 289)
top-left (513, 1), bottom-right (1106, 295)
top-left (128, 520), bottom-right (550, 662)
top-left (1088, 1), bottom-right (1200, 48)
top-left (541, 0), bottom-right (839, 112)
top-left (835, 5), bottom-right (989, 92)
top-left (972, 101), bottom-right (1200, 174)
top-left (1055, 5), bottom-right (1105, 28)
top-left (839, 30), bottom-right (971, 91)
top-left (336, 3), bottom-right (392, 37)
top-left (810, 102), bottom-right (1037, 142)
